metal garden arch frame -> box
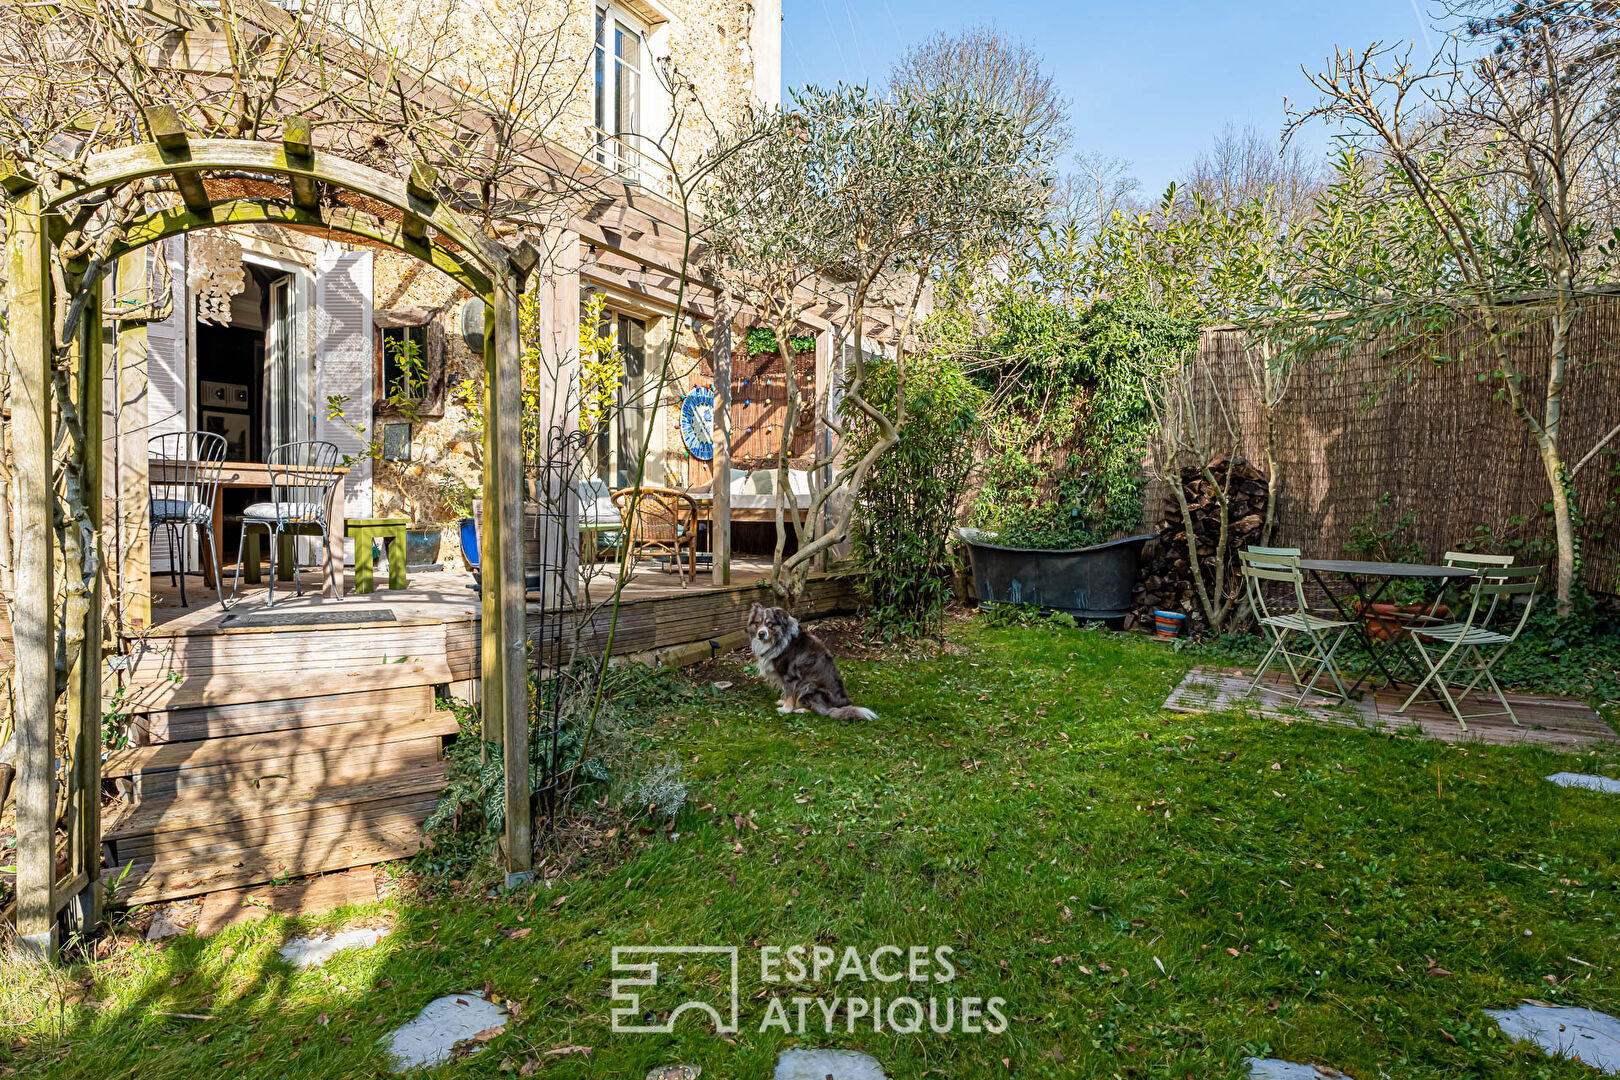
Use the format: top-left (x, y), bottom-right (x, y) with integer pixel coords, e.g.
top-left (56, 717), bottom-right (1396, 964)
top-left (4, 107), bottom-right (537, 958)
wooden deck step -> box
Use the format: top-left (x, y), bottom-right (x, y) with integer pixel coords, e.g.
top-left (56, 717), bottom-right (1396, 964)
top-left (109, 790), bottom-right (444, 864)
top-left (104, 762), bottom-right (449, 840)
top-left (106, 811), bottom-right (431, 904)
top-left (120, 654), bottom-right (454, 711)
top-left (136, 684), bottom-right (437, 743)
top-left (104, 711), bottom-right (459, 778)
top-left (121, 733), bottom-right (446, 798)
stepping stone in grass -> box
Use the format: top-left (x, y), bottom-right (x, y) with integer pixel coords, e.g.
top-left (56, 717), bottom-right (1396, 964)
top-left (1245, 1059), bottom-right (1352, 1078)
top-left (774, 1048), bottom-right (887, 1080)
top-left (1487, 1003), bottom-right (1620, 1073)
top-left (278, 926), bottom-right (389, 968)
top-left (146, 899), bottom-right (200, 941)
top-left (1547, 772), bottom-right (1620, 794)
top-left (383, 991), bottom-right (508, 1072)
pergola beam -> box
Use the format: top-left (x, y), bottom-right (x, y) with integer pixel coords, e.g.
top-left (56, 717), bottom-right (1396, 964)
top-left (281, 115), bottom-right (321, 210)
top-left (48, 136), bottom-right (509, 282)
top-left (108, 197), bottom-right (494, 299)
top-left (143, 105), bottom-right (212, 216)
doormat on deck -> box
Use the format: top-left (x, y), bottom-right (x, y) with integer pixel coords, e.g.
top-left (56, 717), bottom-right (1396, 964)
top-left (219, 609), bottom-right (399, 628)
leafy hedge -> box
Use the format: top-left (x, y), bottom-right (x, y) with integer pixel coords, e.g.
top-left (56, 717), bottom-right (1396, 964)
top-left (969, 298), bottom-right (1200, 548)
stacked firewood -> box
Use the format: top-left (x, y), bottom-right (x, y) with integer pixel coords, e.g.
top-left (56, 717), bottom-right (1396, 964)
top-left (1133, 458), bottom-right (1270, 633)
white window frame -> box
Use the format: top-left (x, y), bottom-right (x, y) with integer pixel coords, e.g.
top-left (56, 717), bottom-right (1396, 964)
top-left (594, 3), bottom-right (649, 180)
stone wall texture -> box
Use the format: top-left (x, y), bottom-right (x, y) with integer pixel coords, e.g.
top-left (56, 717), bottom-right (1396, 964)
top-left (360, 0), bottom-right (771, 561)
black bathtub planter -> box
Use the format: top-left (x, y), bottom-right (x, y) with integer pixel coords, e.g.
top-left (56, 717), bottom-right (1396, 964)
top-left (958, 527), bottom-right (1155, 627)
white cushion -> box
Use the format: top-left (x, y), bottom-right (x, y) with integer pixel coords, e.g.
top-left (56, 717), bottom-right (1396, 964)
top-left (242, 501), bottom-right (323, 523)
top-left (150, 498), bottom-right (211, 524)
top-left (582, 498), bottom-right (622, 529)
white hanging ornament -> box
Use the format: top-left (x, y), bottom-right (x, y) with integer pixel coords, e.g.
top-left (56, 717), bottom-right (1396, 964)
top-left (188, 231), bottom-right (246, 326)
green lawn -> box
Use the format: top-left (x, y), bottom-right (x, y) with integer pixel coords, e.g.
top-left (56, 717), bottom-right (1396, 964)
top-left (5, 617), bottom-right (1620, 1079)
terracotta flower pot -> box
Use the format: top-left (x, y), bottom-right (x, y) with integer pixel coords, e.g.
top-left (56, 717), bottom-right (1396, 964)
top-left (1356, 601), bottom-right (1447, 641)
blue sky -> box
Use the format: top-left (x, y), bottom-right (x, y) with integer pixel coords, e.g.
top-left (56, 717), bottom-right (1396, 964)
top-left (780, 0), bottom-right (1446, 195)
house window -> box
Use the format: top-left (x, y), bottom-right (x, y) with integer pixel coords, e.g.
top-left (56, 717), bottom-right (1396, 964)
top-left (374, 310), bottom-right (447, 419)
top-left (380, 324), bottom-right (429, 401)
top-left (594, 4), bottom-right (646, 176)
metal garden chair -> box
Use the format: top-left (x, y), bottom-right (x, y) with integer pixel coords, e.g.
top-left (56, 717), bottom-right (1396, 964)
top-left (1398, 564), bottom-right (1542, 730)
top-left (148, 431), bottom-right (229, 608)
top-left (1246, 545), bottom-right (1302, 564)
top-left (231, 440), bottom-right (343, 607)
top-left (1240, 545), bottom-right (1305, 680)
top-left (1239, 548), bottom-right (1354, 705)
top-left (1445, 550), bottom-right (1515, 575)
top-left (1408, 549), bottom-right (1516, 624)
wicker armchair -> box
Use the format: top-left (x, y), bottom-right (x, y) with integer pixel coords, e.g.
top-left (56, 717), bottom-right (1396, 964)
top-left (611, 485), bottom-right (700, 583)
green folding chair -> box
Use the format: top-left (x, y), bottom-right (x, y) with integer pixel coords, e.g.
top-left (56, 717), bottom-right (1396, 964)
top-left (1246, 545), bottom-right (1302, 564)
top-left (1445, 550), bottom-right (1515, 575)
top-left (1408, 550), bottom-right (1515, 624)
top-left (1239, 549), bottom-right (1354, 705)
top-left (1398, 565), bottom-right (1542, 730)
top-left (1241, 545), bottom-right (1308, 684)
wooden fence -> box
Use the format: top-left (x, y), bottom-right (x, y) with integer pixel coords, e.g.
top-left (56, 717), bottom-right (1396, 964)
top-left (1154, 299), bottom-right (1620, 596)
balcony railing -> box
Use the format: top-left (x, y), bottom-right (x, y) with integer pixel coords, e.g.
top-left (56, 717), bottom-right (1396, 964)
top-left (587, 127), bottom-right (676, 202)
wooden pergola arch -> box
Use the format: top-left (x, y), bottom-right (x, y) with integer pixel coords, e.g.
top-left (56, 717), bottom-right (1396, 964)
top-left (4, 107), bottom-right (536, 958)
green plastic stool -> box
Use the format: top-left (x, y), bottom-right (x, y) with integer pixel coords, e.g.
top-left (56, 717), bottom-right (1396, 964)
top-left (242, 523), bottom-right (323, 584)
top-left (345, 517), bottom-right (409, 592)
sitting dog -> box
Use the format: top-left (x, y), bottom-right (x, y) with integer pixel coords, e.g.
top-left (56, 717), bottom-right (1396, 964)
top-left (746, 602), bottom-right (876, 720)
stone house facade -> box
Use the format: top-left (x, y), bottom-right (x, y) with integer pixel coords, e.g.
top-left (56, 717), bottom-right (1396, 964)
top-left (137, 0), bottom-right (782, 572)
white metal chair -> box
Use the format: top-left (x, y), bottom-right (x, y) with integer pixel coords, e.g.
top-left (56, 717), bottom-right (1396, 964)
top-left (1239, 548), bottom-right (1354, 705)
top-left (1399, 565), bottom-right (1542, 730)
top-left (148, 430), bottom-right (228, 608)
top-left (232, 440), bottom-right (343, 607)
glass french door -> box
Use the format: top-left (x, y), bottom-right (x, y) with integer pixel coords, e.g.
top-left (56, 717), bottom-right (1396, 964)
top-left (266, 275), bottom-right (296, 453)
top-left (593, 311), bottom-right (648, 488)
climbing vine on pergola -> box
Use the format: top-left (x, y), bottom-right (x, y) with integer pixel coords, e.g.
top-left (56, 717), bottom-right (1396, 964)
top-left (2, 106), bottom-right (538, 958)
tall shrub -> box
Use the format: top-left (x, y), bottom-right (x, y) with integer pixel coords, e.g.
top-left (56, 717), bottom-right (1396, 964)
top-left (849, 358), bottom-right (986, 639)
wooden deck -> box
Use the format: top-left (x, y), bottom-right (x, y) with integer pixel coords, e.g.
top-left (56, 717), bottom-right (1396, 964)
top-left (144, 556), bottom-right (781, 634)
top-left (105, 558), bottom-right (861, 904)
top-left (1165, 665), bottom-right (1619, 751)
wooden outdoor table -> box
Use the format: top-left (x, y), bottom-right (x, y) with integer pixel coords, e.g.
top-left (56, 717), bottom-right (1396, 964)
top-left (1297, 559), bottom-right (1477, 693)
top-left (150, 459), bottom-right (349, 598)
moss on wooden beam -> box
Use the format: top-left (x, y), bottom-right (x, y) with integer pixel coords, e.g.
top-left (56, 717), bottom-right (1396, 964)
top-left (142, 105), bottom-right (211, 215)
top-left (281, 115), bottom-right (319, 210)
top-left (109, 198), bottom-right (494, 299)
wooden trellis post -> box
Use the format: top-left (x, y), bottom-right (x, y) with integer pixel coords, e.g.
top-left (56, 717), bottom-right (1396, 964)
top-left (712, 293), bottom-right (733, 586)
top-left (482, 272), bottom-right (532, 884)
top-left (5, 188), bottom-right (59, 958)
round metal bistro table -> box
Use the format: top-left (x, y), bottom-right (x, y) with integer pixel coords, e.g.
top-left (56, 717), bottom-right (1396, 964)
top-left (1295, 559), bottom-right (1478, 695)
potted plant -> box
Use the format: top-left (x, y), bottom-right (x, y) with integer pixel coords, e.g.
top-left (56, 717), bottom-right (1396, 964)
top-left (327, 329), bottom-right (450, 571)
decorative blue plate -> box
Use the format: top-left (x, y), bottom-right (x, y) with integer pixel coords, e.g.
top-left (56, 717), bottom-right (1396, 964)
top-left (680, 385), bottom-right (715, 460)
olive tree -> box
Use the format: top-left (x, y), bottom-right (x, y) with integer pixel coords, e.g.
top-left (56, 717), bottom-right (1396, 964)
top-left (703, 81), bottom-right (1054, 600)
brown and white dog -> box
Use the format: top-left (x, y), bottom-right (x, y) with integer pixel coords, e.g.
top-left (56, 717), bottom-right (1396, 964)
top-left (746, 603), bottom-right (876, 720)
